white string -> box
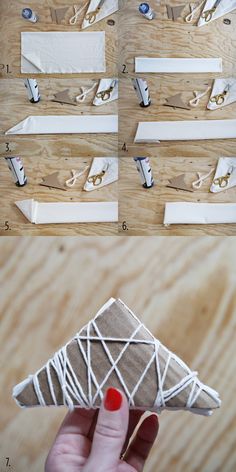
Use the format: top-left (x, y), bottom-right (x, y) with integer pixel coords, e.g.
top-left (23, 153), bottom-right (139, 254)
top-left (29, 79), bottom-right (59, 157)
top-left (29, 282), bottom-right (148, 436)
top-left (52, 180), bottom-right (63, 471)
top-left (189, 87), bottom-right (211, 107)
top-left (66, 166), bottom-right (89, 187)
top-left (184, 0), bottom-right (206, 23)
top-left (192, 169), bottom-right (214, 189)
top-left (75, 83), bottom-right (97, 103)
top-left (25, 302), bottom-right (220, 414)
top-left (69, 3), bottom-right (89, 25)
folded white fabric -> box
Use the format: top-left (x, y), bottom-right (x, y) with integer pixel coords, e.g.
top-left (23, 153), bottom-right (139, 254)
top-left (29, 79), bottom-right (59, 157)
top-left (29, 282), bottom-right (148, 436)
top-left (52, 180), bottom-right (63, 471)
top-left (93, 79), bottom-right (118, 106)
top-left (82, 0), bottom-right (118, 29)
top-left (15, 199), bottom-right (118, 224)
top-left (164, 202), bottom-right (236, 225)
top-left (84, 157), bottom-right (118, 191)
top-left (135, 58), bottom-right (222, 73)
top-left (21, 32), bottom-right (105, 73)
top-left (207, 78), bottom-right (236, 110)
top-left (134, 120), bottom-right (236, 143)
top-left (210, 157), bottom-right (236, 193)
top-left (5, 115), bottom-right (118, 135)
top-left (198, 0), bottom-right (236, 27)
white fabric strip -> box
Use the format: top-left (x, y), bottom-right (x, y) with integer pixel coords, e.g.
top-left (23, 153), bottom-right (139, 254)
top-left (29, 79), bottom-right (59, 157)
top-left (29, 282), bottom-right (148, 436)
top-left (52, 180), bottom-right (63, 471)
top-left (15, 199), bottom-right (118, 224)
top-left (210, 157), bottom-right (236, 193)
top-left (134, 120), bottom-right (236, 143)
top-left (135, 58), bottom-right (222, 73)
top-left (164, 202), bottom-right (236, 225)
top-left (84, 157), bottom-right (118, 192)
top-left (207, 78), bottom-right (236, 110)
top-left (5, 115), bottom-right (118, 135)
top-left (198, 0), bottom-right (236, 27)
top-left (21, 32), bottom-right (105, 73)
top-left (93, 78), bottom-right (118, 106)
top-left (82, 0), bottom-right (119, 29)
top-left (12, 298), bottom-right (221, 416)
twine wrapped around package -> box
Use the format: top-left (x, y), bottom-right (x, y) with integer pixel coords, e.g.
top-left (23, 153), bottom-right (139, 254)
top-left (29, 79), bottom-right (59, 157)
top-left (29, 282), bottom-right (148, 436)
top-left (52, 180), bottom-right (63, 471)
top-left (12, 299), bottom-right (221, 416)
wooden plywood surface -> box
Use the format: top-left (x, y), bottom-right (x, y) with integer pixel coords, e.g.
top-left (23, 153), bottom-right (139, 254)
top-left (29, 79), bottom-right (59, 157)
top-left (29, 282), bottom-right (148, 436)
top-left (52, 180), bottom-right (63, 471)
top-left (0, 0), bottom-right (118, 79)
top-left (119, 0), bottom-right (236, 157)
top-left (0, 156), bottom-right (118, 235)
top-left (119, 157), bottom-right (236, 236)
top-left (0, 237), bottom-right (236, 472)
top-left (0, 78), bottom-right (118, 157)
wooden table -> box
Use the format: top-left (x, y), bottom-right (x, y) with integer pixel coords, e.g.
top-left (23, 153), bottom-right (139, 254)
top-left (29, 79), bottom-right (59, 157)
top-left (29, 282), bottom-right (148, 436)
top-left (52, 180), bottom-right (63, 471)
top-left (0, 156), bottom-right (118, 235)
top-left (0, 237), bottom-right (236, 472)
top-left (119, 157), bottom-right (236, 235)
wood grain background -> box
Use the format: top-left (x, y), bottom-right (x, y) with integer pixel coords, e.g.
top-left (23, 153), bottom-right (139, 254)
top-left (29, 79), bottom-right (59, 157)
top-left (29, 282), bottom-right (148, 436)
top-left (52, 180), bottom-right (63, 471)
top-left (0, 156), bottom-right (118, 235)
top-left (119, 157), bottom-right (236, 236)
top-left (0, 0), bottom-right (118, 79)
top-left (0, 236), bottom-right (236, 472)
top-left (119, 0), bottom-right (236, 154)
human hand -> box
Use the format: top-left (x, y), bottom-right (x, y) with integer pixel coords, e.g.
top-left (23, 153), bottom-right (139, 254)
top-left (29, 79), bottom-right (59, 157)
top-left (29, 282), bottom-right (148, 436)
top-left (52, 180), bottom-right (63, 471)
top-left (45, 387), bottom-right (159, 472)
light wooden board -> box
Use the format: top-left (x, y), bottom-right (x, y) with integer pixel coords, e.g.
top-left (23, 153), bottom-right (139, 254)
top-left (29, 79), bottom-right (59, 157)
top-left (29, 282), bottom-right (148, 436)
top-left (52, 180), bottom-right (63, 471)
top-left (0, 78), bottom-right (118, 157)
top-left (0, 0), bottom-right (118, 79)
top-left (119, 0), bottom-right (236, 157)
top-left (0, 237), bottom-right (236, 472)
top-left (0, 156), bottom-right (118, 235)
top-left (119, 157), bottom-right (236, 236)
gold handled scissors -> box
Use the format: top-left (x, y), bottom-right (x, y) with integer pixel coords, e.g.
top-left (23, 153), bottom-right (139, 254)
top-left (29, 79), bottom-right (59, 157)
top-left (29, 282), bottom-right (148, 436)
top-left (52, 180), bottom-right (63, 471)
top-left (85, 0), bottom-right (106, 24)
top-left (213, 166), bottom-right (234, 188)
top-left (201, 0), bottom-right (222, 22)
top-left (87, 163), bottom-right (109, 186)
top-left (96, 80), bottom-right (118, 101)
top-left (210, 84), bottom-right (230, 106)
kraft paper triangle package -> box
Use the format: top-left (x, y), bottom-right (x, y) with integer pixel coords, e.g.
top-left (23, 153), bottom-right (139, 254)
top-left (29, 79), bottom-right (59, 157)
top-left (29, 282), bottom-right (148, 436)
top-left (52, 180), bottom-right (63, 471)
top-left (13, 299), bottom-right (221, 416)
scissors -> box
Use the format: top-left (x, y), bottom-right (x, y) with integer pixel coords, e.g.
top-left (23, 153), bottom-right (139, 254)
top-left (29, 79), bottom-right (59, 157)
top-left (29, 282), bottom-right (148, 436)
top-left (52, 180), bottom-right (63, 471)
top-left (210, 84), bottom-right (230, 106)
top-left (85, 0), bottom-right (106, 24)
top-left (201, 0), bottom-right (222, 22)
top-left (213, 166), bottom-right (234, 188)
top-left (87, 163), bottom-right (109, 186)
top-left (96, 80), bottom-right (118, 101)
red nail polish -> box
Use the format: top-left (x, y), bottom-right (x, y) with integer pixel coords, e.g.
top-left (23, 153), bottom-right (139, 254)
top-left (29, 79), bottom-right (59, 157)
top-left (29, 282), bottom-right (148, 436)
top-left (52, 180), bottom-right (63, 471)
top-left (104, 388), bottom-right (123, 411)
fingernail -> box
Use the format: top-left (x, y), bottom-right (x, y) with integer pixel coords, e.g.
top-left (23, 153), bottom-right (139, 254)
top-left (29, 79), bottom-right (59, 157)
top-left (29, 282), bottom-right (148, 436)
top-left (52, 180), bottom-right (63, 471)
top-left (104, 388), bottom-right (123, 411)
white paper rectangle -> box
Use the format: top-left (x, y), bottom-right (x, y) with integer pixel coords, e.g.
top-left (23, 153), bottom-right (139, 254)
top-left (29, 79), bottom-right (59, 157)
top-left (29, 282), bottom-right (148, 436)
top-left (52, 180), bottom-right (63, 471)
top-left (135, 58), bottom-right (222, 73)
top-left (134, 120), bottom-right (236, 143)
top-left (15, 199), bottom-right (118, 224)
top-left (5, 116), bottom-right (118, 135)
top-left (21, 32), bottom-right (105, 74)
top-left (164, 202), bottom-right (236, 225)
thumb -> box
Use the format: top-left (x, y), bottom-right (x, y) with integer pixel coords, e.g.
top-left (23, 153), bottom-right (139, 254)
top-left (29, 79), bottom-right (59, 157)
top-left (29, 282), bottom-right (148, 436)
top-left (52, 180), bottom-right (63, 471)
top-left (84, 388), bottom-right (129, 472)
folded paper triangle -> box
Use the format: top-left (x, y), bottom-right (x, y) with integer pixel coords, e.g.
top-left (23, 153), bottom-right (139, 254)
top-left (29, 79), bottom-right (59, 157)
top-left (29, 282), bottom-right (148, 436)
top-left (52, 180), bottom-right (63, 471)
top-left (12, 299), bottom-right (221, 416)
